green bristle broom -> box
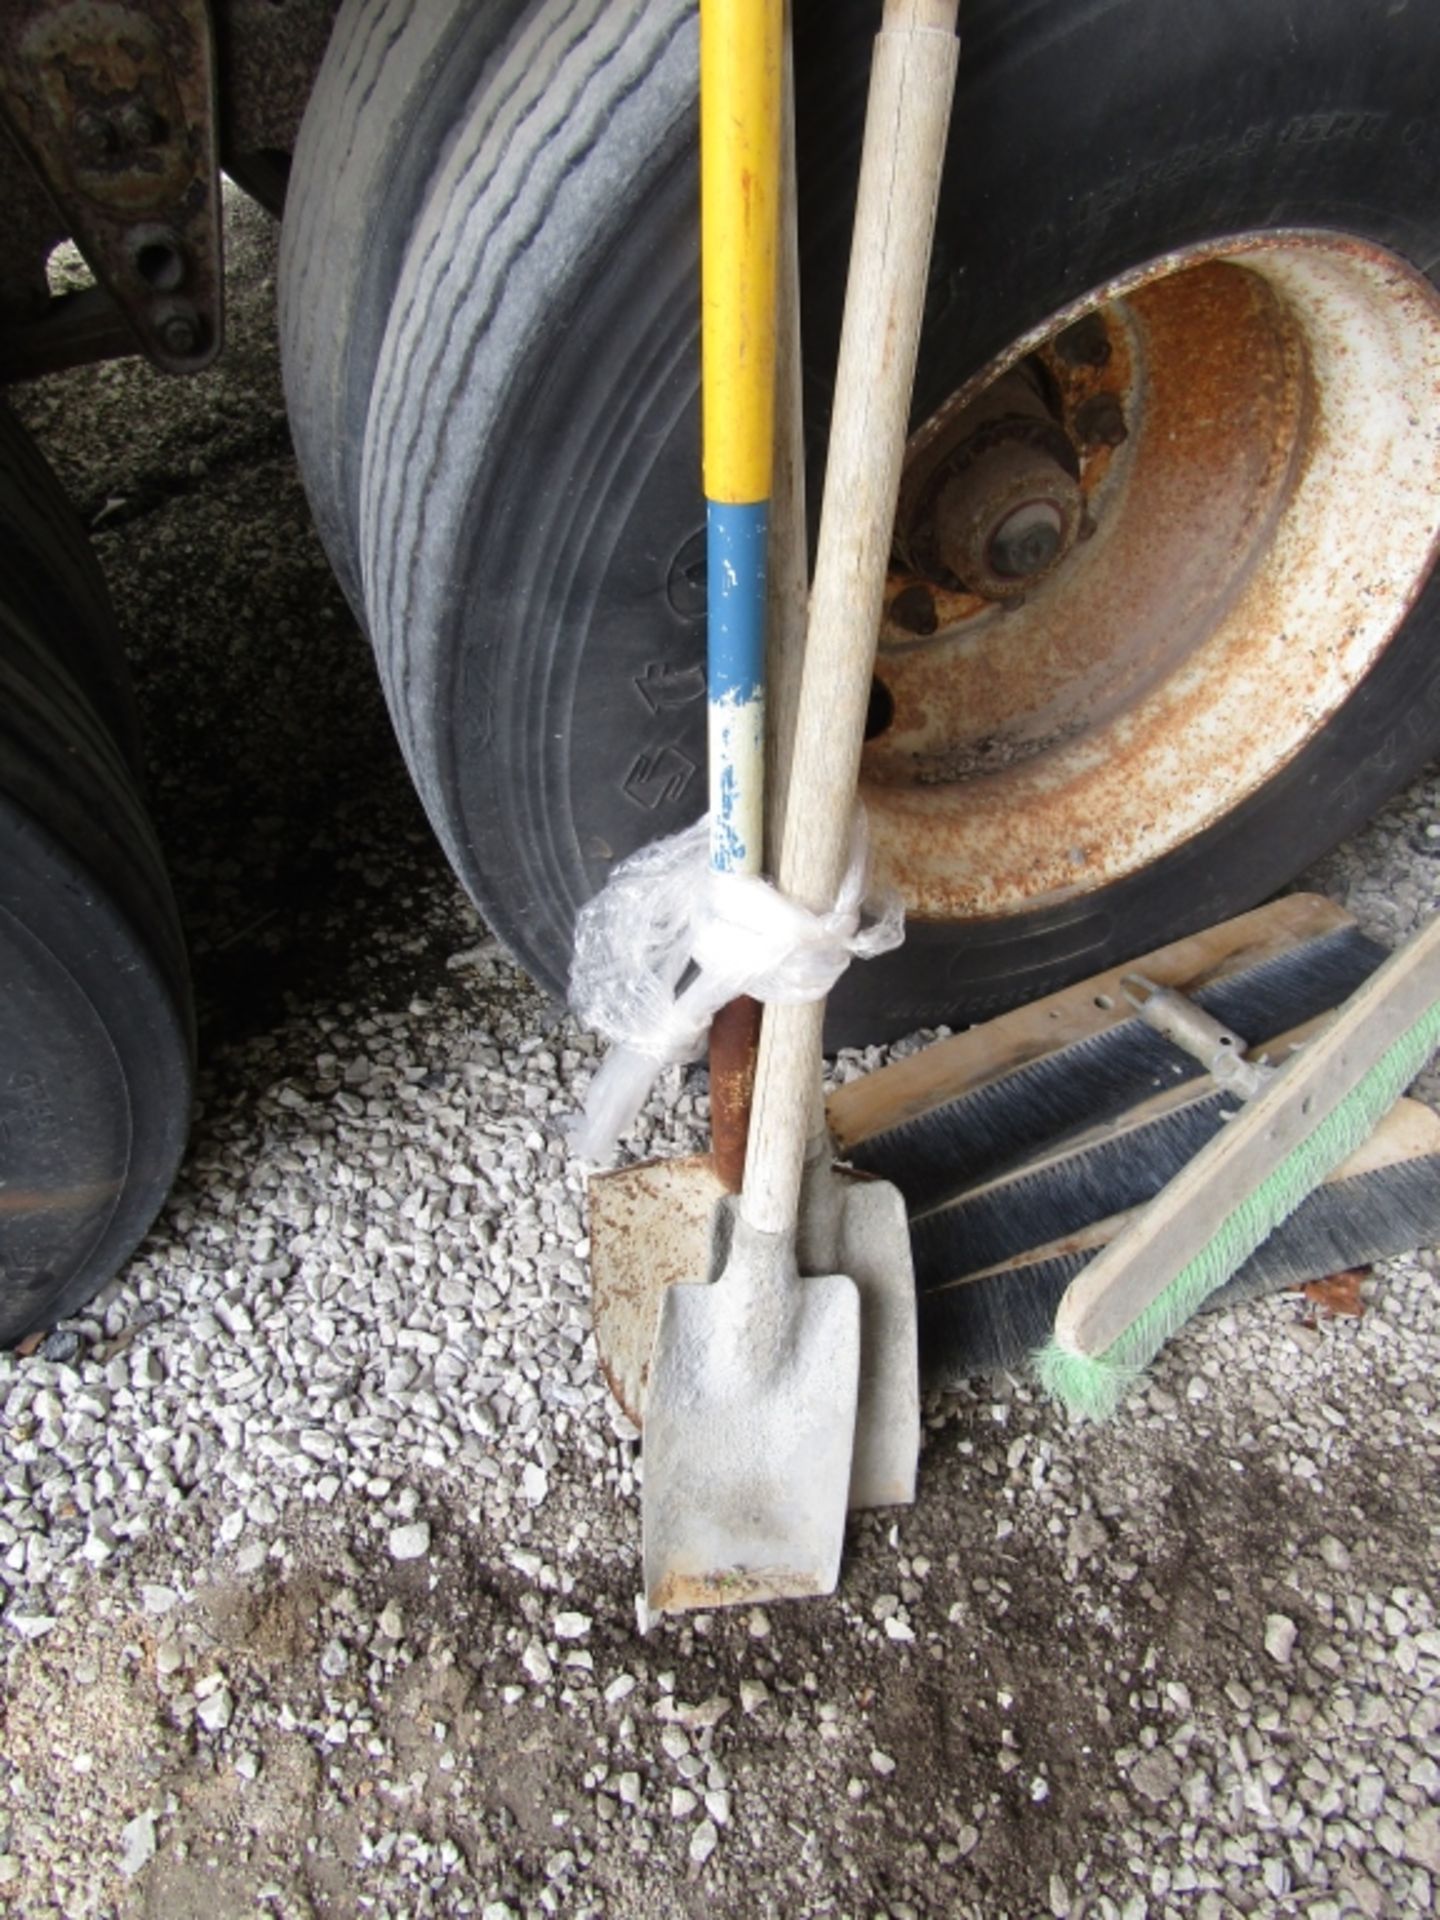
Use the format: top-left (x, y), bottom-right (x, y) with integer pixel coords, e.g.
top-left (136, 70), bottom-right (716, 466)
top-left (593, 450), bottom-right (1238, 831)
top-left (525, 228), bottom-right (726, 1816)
top-left (1037, 913), bottom-right (1440, 1420)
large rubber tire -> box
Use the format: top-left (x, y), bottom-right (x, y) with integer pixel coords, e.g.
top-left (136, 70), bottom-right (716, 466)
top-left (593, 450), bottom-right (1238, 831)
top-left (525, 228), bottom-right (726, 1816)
top-left (279, 0), bottom-right (540, 615)
top-left (284, 0), bottom-right (1440, 1043)
top-left (0, 393), bottom-right (143, 769)
top-left (0, 406), bottom-right (194, 1345)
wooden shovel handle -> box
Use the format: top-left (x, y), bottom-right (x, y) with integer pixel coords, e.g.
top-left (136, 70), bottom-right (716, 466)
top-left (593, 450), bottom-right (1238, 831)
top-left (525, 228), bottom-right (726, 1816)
top-left (743, 0), bottom-right (960, 1236)
top-left (764, 4), bottom-right (810, 875)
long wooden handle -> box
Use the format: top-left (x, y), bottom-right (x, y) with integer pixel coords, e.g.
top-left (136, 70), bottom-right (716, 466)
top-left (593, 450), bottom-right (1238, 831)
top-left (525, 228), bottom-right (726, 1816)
top-left (760, 8), bottom-right (830, 1157)
top-left (742, 0), bottom-right (960, 1236)
top-left (764, 13), bottom-right (809, 871)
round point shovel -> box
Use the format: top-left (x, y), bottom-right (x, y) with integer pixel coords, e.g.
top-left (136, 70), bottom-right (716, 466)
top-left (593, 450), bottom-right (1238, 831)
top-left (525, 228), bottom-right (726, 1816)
top-left (642, 0), bottom-right (960, 1613)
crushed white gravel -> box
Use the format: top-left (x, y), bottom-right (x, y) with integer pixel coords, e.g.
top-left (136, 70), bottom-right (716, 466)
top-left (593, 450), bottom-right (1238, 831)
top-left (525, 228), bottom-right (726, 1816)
top-left (2, 192), bottom-right (1437, 1920)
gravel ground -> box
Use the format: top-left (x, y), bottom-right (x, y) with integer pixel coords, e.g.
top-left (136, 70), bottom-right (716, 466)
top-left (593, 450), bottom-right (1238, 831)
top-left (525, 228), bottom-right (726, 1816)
top-left (3, 191), bottom-right (1438, 1920)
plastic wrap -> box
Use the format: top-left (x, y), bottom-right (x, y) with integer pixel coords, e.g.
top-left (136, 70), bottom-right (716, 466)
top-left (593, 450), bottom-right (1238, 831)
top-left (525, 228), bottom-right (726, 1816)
top-left (568, 810), bottom-right (903, 1161)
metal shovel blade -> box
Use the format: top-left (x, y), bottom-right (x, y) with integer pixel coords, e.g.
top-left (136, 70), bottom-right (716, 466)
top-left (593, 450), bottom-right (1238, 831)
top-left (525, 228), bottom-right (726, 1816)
top-left (800, 1166), bottom-right (919, 1511)
top-left (588, 1156), bottom-right (727, 1427)
top-left (589, 1158), bottom-right (918, 1512)
top-left (641, 1201), bottom-right (861, 1613)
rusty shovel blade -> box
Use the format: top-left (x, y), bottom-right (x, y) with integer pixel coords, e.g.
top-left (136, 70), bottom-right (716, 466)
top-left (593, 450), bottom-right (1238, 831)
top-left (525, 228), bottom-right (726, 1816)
top-left (640, 1199), bottom-right (860, 1614)
top-left (588, 1155), bottom-right (727, 1428)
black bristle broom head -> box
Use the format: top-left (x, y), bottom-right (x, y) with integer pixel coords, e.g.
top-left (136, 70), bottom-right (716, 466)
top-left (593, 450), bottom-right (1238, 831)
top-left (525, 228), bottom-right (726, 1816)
top-left (831, 899), bottom-right (1386, 1215)
top-left (918, 1110), bottom-right (1440, 1384)
top-left (823, 896), bottom-right (1438, 1385)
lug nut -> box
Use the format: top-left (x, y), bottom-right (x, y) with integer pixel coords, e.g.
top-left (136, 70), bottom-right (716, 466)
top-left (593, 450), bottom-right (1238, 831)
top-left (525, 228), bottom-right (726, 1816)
top-left (1053, 312), bottom-right (1112, 370)
top-left (1074, 392), bottom-right (1128, 450)
top-left (117, 100), bottom-right (163, 149)
top-left (159, 312), bottom-right (199, 356)
top-left (72, 108), bottom-right (116, 162)
top-left (888, 583), bottom-right (939, 635)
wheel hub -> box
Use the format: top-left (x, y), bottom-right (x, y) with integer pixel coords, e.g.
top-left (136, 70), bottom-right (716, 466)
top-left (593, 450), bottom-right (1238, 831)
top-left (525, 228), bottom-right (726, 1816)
top-left (862, 233), bottom-right (1440, 921)
top-left (896, 364), bottom-right (1087, 602)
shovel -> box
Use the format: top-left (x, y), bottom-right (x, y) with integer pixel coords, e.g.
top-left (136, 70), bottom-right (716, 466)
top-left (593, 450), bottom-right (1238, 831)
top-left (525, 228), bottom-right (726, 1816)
top-left (589, 0), bottom-right (937, 1489)
top-left (641, 0), bottom-right (960, 1612)
top-left (588, 0), bottom-right (787, 1432)
top-left (591, 13), bottom-right (919, 1512)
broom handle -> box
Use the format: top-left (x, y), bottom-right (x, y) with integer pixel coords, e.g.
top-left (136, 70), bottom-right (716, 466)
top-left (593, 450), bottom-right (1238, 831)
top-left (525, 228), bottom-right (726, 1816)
top-left (742, 0), bottom-right (960, 1237)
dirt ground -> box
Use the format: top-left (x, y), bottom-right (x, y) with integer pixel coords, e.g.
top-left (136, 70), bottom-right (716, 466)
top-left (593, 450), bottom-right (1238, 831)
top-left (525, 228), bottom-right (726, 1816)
top-left (4, 1332), bottom-right (1438, 1919)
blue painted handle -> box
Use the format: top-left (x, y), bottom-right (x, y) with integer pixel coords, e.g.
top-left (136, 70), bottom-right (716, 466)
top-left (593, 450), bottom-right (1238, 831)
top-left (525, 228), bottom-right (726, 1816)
top-left (707, 498), bottom-right (768, 877)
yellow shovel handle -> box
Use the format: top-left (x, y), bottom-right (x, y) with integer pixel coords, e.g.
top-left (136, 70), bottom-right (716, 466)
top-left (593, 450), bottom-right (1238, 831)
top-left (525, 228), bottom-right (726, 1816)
top-left (701, 0), bottom-right (783, 507)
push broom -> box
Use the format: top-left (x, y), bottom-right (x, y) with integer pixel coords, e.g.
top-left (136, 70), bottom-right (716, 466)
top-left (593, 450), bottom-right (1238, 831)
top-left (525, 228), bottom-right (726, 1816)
top-left (822, 893), bottom-right (1440, 1379)
top-left (1036, 911), bottom-right (1440, 1417)
top-left (917, 1094), bottom-right (1440, 1380)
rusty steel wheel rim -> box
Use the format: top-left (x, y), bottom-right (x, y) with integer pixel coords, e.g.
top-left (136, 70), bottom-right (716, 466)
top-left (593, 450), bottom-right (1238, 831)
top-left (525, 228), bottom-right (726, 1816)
top-left (864, 231), bottom-right (1440, 921)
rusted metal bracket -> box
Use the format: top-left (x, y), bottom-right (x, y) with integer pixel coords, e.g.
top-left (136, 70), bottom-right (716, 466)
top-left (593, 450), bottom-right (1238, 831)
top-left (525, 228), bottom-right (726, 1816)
top-left (0, 0), bottom-right (223, 374)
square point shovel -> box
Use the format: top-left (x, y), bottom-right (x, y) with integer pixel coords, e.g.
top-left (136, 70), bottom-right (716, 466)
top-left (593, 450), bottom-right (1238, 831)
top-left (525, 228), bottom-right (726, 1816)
top-left (588, 1125), bottom-right (921, 1516)
top-left (638, 0), bottom-right (961, 1613)
top-left (590, 2), bottom-right (927, 1517)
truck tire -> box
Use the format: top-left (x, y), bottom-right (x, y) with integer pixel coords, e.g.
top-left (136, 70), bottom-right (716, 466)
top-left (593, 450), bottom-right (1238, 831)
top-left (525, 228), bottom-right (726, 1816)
top-left (278, 0), bottom-right (538, 614)
top-left (287, 0), bottom-right (1440, 1043)
top-left (1, 407), bottom-right (194, 1346)
top-left (0, 390), bottom-right (143, 768)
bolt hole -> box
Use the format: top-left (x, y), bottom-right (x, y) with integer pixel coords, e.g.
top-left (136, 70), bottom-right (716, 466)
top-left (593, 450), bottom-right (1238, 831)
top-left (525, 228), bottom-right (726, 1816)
top-left (134, 240), bottom-right (185, 292)
top-left (1094, 993), bottom-right (1114, 1011)
top-left (865, 677), bottom-right (896, 742)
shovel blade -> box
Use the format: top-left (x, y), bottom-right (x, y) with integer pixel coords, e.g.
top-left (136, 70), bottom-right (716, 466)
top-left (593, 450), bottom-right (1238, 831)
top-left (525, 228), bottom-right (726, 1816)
top-left (588, 1156), bottom-right (728, 1426)
top-left (828, 1176), bottom-right (919, 1511)
top-left (642, 1209), bottom-right (861, 1614)
top-left (589, 1159), bottom-right (918, 1512)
